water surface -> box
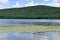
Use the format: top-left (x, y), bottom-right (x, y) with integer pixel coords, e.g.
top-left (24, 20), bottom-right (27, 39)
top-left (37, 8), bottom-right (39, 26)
top-left (0, 19), bottom-right (60, 40)
top-left (0, 19), bottom-right (60, 26)
top-left (0, 32), bottom-right (60, 40)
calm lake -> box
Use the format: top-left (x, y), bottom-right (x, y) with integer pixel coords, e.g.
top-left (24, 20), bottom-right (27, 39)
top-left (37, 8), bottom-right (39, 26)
top-left (0, 19), bottom-right (60, 26)
top-left (0, 19), bottom-right (60, 40)
top-left (0, 32), bottom-right (60, 40)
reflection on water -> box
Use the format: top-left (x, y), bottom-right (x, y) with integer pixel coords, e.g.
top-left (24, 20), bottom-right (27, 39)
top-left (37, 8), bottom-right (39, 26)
top-left (0, 32), bottom-right (60, 40)
top-left (0, 19), bottom-right (60, 26)
top-left (0, 19), bottom-right (60, 40)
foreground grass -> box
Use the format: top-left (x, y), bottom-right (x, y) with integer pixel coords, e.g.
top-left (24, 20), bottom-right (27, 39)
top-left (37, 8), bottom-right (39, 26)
top-left (0, 26), bottom-right (60, 32)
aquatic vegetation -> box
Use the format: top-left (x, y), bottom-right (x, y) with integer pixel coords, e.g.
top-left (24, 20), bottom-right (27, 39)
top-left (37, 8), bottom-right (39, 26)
top-left (0, 26), bottom-right (60, 32)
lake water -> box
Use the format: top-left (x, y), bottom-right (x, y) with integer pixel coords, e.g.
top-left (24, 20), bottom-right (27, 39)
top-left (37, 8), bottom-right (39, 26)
top-left (0, 19), bottom-right (60, 26)
top-left (0, 19), bottom-right (60, 40)
top-left (0, 32), bottom-right (60, 40)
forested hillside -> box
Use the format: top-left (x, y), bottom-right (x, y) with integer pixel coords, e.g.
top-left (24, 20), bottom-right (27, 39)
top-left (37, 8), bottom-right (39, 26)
top-left (0, 5), bottom-right (60, 19)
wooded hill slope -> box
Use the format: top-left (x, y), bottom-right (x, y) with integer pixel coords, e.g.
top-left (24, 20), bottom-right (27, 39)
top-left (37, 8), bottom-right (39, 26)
top-left (0, 5), bottom-right (60, 19)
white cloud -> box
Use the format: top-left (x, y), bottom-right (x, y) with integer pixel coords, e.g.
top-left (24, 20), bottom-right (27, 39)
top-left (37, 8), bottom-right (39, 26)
top-left (41, 0), bottom-right (50, 2)
top-left (0, 33), bottom-right (8, 40)
top-left (0, 7), bottom-right (3, 9)
top-left (25, 0), bottom-right (60, 7)
top-left (24, 0), bottom-right (59, 7)
top-left (0, 4), bottom-right (3, 9)
top-left (48, 0), bottom-right (60, 7)
top-left (14, 32), bottom-right (20, 37)
top-left (40, 0), bottom-right (60, 7)
top-left (0, 0), bottom-right (9, 4)
top-left (52, 0), bottom-right (59, 7)
top-left (12, 2), bottom-right (21, 8)
top-left (25, 1), bottom-right (39, 7)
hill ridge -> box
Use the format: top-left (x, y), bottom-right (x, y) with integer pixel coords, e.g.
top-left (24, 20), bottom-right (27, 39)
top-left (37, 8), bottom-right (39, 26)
top-left (0, 5), bottom-right (60, 19)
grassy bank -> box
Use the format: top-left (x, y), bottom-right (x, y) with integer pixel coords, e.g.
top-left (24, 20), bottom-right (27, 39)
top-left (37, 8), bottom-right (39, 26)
top-left (0, 26), bottom-right (60, 32)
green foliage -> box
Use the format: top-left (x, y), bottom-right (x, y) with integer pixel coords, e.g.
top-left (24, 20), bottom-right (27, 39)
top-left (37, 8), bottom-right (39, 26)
top-left (0, 5), bottom-right (60, 19)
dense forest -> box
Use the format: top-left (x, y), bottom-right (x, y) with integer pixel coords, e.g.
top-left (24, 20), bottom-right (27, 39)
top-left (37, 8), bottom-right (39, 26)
top-left (0, 5), bottom-right (60, 19)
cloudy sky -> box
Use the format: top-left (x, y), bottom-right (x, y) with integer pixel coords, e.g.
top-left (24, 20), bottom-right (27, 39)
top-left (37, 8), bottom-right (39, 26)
top-left (0, 0), bottom-right (59, 9)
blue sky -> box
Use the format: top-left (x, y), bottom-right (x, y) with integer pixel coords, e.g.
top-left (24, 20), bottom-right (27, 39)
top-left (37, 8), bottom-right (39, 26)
top-left (0, 0), bottom-right (59, 9)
